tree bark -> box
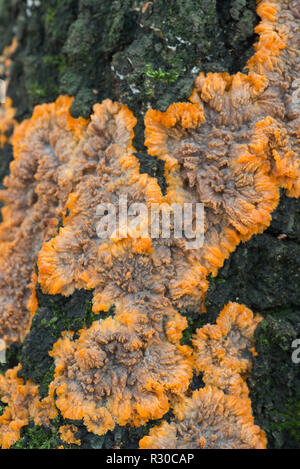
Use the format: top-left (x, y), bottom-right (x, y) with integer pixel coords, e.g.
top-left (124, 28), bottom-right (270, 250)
top-left (0, 0), bottom-right (299, 449)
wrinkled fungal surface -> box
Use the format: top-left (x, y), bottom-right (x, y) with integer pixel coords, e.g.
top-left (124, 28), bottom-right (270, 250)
top-left (0, 96), bottom-right (90, 343)
top-left (139, 386), bottom-right (267, 449)
top-left (49, 312), bottom-right (193, 435)
top-left (0, 365), bottom-right (56, 449)
top-left (145, 0), bottom-right (300, 278)
top-left (193, 302), bottom-right (262, 396)
top-left (0, 0), bottom-right (299, 450)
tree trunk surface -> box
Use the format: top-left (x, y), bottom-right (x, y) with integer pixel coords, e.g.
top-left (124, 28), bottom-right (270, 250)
top-left (0, 0), bottom-right (299, 449)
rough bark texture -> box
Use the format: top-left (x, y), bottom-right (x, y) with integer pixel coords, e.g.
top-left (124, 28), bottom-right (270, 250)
top-left (0, 0), bottom-right (299, 449)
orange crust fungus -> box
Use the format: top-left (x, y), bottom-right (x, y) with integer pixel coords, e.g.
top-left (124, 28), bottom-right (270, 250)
top-left (0, 0), bottom-right (298, 449)
top-left (37, 99), bottom-right (208, 315)
top-left (0, 38), bottom-right (18, 82)
top-left (0, 39), bottom-right (18, 148)
top-left (193, 302), bottom-right (262, 398)
top-left (59, 424), bottom-right (81, 446)
top-left (0, 96), bottom-right (91, 344)
top-left (0, 97), bottom-right (16, 149)
top-left (140, 302), bottom-right (266, 449)
top-left (145, 0), bottom-right (300, 281)
top-left (139, 385), bottom-right (267, 449)
top-left (38, 99), bottom-right (150, 299)
top-left (0, 365), bottom-right (57, 449)
top-left (49, 311), bottom-right (193, 435)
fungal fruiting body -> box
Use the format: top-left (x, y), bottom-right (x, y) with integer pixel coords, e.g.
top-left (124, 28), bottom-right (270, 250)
top-left (0, 38), bottom-right (17, 148)
top-left (0, 0), bottom-right (298, 345)
top-left (59, 425), bottom-right (81, 446)
top-left (0, 97), bottom-right (16, 149)
top-left (0, 0), bottom-right (299, 450)
top-left (37, 0), bottom-right (300, 325)
top-left (0, 365), bottom-right (56, 449)
top-left (0, 96), bottom-right (91, 344)
top-left (49, 306), bottom-right (193, 435)
top-left (192, 302), bottom-right (263, 397)
top-left (145, 0), bottom-right (300, 282)
top-left (139, 386), bottom-right (266, 449)
top-left (0, 38), bottom-right (17, 84)
top-left (37, 99), bottom-right (159, 302)
top-left (139, 303), bottom-right (266, 449)
top-left (37, 98), bottom-right (208, 317)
